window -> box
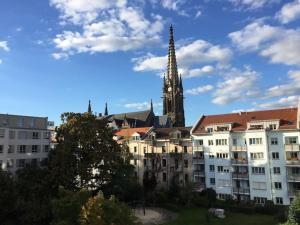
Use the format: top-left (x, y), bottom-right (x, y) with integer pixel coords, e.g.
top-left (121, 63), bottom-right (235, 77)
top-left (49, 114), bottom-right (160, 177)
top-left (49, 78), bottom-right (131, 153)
top-left (209, 154), bottom-right (214, 158)
top-left (272, 152), bottom-right (279, 160)
top-left (285, 137), bottom-right (298, 144)
top-left (217, 166), bottom-right (229, 173)
top-left (163, 173), bottom-right (167, 182)
top-left (271, 138), bottom-right (278, 145)
top-left (143, 159), bottom-right (146, 166)
top-left (18, 145), bottom-right (26, 153)
top-left (17, 118), bottom-right (24, 128)
top-left (252, 182), bottom-right (267, 190)
top-left (9, 130), bottom-right (15, 139)
top-left (6, 159), bottom-right (14, 168)
top-left (183, 146), bottom-right (188, 153)
top-left (44, 132), bottom-right (50, 139)
top-left (184, 160), bottom-right (188, 168)
top-left (185, 174), bottom-right (188, 183)
top-left (132, 135), bottom-right (140, 141)
top-left (207, 127), bottom-right (213, 133)
top-left (134, 146), bottom-right (137, 153)
top-left (144, 147), bottom-right (146, 153)
top-left (233, 139), bottom-right (237, 145)
top-left (218, 193), bottom-right (231, 200)
top-left (249, 138), bottom-right (263, 145)
top-left (252, 167), bottom-right (265, 175)
top-left (0, 145), bottom-right (3, 153)
top-left (0, 129), bottom-right (4, 138)
top-left (276, 197), bottom-right (283, 205)
top-left (250, 152), bottom-right (264, 160)
top-left (162, 159), bottom-right (167, 167)
top-left (208, 140), bottom-right (213, 146)
top-left (198, 140), bottom-right (203, 145)
top-left (32, 145), bottom-right (39, 153)
top-left (254, 197), bottom-right (267, 204)
top-left (17, 159), bottom-right (25, 168)
top-left (32, 132), bottom-right (39, 139)
top-left (8, 145), bottom-right (14, 153)
top-left (134, 159), bottom-right (137, 165)
top-left (216, 139), bottom-right (227, 146)
top-left (210, 178), bottom-right (215, 185)
top-left (216, 153), bottom-right (228, 159)
top-left (269, 124), bottom-right (277, 130)
top-left (44, 145), bottom-right (49, 153)
top-left (209, 165), bottom-right (215, 172)
top-left (274, 182), bottom-right (282, 190)
top-left (273, 167), bottom-right (281, 174)
top-left (174, 146), bottom-right (178, 153)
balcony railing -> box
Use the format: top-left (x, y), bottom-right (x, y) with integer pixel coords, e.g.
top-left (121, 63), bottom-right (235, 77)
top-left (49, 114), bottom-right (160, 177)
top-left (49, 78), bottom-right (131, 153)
top-left (231, 159), bottom-right (248, 165)
top-left (193, 146), bottom-right (204, 151)
top-left (287, 173), bottom-right (300, 181)
top-left (286, 158), bottom-right (300, 165)
top-left (193, 157), bottom-right (205, 164)
top-left (288, 189), bottom-right (300, 196)
top-left (193, 170), bottom-right (205, 176)
top-left (285, 144), bottom-right (300, 151)
top-left (233, 187), bottom-right (250, 194)
top-left (231, 145), bottom-right (247, 151)
top-left (232, 172), bottom-right (249, 179)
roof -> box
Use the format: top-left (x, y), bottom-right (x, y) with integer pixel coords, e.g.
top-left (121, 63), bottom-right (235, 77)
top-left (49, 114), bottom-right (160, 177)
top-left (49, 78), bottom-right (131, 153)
top-left (154, 115), bottom-right (172, 128)
top-left (153, 127), bottom-right (192, 139)
top-left (115, 127), bottom-right (152, 137)
top-left (192, 108), bottom-right (298, 134)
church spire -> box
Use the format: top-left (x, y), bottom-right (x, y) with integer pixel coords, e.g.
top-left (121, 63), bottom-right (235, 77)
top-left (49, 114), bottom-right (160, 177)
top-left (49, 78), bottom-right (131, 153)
top-left (88, 100), bottom-right (92, 114)
top-left (104, 102), bottom-right (108, 116)
top-left (150, 99), bottom-right (153, 112)
top-left (167, 25), bottom-right (179, 84)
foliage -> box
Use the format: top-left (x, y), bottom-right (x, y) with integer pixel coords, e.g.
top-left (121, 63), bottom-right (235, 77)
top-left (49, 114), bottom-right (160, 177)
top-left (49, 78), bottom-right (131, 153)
top-left (80, 191), bottom-right (141, 225)
top-left (282, 196), bottom-right (300, 225)
top-left (51, 187), bottom-right (91, 225)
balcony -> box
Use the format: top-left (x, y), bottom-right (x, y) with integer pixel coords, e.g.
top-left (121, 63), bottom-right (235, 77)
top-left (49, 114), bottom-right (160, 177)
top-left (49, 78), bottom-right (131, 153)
top-left (232, 172), bottom-right (249, 179)
top-left (286, 158), bottom-right (300, 165)
top-left (233, 187), bottom-right (250, 194)
top-left (193, 157), bottom-right (205, 164)
top-left (285, 144), bottom-right (300, 151)
top-left (193, 170), bottom-right (205, 177)
top-left (194, 182), bottom-right (206, 191)
top-left (145, 139), bottom-right (156, 146)
top-left (231, 146), bottom-right (247, 151)
top-left (169, 152), bottom-right (183, 159)
top-left (193, 146), bottom-right (204, 151)
top-left (288, 189), bottom-right (300, 197)
top-left (231, 158), bottom-right (248, 165)
top-left (287, 173), bottom-right (300, 181)
top-left (144, 153), bottom-right (157, 158)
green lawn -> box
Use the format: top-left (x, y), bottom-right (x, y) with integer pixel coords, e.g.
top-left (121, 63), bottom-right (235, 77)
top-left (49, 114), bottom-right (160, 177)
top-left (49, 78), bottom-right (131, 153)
top-left (162, 208), bottom-right (278, 225)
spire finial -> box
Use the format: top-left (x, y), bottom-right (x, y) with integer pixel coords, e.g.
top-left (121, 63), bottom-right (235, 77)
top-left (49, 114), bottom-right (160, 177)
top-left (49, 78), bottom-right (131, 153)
top-left (150, 99), bottom-right (153, 112)
top-left (88, 100), bottom-right (92, 114)
top-left (167, 25), bottom-right (178, 83)
top-left (104, 102), bottom-right (108, 116)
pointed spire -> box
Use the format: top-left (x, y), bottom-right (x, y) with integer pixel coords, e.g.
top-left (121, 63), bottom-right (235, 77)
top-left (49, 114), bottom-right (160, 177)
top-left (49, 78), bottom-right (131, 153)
top-left (104, 102), bottom-right (108, 116)
top-left (150, 99), bottom-right (153, 112)
top-left (179, 74), bottom-right (183, 89)
top-left (167, 25), bottom-right (179, 84)
top-left (88, 100), bottom-right (92, 114)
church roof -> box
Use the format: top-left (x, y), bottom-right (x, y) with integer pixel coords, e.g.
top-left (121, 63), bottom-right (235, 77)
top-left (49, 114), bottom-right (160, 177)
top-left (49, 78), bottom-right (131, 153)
top-left (153, 127), bottom-right (192, 139)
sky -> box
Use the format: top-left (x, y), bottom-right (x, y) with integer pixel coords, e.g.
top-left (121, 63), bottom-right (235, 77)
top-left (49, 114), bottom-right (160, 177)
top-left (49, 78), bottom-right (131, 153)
top-left (0, 0), bottom-right (300, 126)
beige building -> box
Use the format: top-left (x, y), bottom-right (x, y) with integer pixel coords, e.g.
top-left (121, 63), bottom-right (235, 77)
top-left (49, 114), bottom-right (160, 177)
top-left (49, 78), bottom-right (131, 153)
top-left (114, 126), bottom-right (193, 189)
top-left (0, 114), bottom-right (50, 174)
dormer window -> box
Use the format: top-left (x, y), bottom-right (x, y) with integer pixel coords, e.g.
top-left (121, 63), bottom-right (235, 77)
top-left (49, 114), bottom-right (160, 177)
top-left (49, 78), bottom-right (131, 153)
top-left (249, 124), bottom-right (264, 130)
top-left (132, 136), bottom-right (140, 141)
top-left (207, 127), bottom-right (213, 133)
top-left (269, 124), bottom-right (277, 130)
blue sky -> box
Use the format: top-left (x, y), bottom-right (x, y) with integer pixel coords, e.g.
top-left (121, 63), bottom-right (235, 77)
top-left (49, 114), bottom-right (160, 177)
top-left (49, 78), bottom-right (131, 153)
top-left (0, 0), bottom-right (300, 126)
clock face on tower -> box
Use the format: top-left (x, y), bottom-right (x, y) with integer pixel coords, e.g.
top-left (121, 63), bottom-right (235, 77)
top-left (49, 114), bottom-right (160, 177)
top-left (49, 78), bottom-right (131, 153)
top-left (168, 87), bottom-right (172, 92)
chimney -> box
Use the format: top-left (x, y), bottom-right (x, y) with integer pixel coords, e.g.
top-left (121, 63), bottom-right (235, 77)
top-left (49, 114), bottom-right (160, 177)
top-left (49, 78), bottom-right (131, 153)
top-left (297, 97), bottom-right (300, 129)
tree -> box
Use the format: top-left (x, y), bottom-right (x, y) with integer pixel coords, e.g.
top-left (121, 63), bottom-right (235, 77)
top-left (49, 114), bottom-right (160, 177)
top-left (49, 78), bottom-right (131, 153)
top-left (282, 196), bottom-right (300, 225)
top-left (80, 191), bottom-right (141, 225)
top-left (47, 112), bottom-right (127, 191)
top-left (0, 170), bottom-right (17, 225)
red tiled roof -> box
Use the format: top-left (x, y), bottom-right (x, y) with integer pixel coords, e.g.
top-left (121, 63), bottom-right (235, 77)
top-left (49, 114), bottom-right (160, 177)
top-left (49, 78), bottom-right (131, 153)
top-left (192, 108), bottom-right (298, 134)
top-left (115, 127), bottom-right (152, 137)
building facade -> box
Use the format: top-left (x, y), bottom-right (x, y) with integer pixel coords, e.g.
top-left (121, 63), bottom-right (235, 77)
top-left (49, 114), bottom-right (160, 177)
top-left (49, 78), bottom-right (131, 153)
top-left (191, 107), bottom-right (300, 205)
top-left (114, 127), bottom-right (193, 189)
top-left (0, 114), bottom-right (50, 174)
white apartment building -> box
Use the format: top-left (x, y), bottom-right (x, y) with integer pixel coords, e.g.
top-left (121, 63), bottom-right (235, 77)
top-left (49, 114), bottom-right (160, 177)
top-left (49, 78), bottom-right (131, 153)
top-left (191, 106), bottom-right (300, 205)
top-left (0, 114), bottom-right (50, 174)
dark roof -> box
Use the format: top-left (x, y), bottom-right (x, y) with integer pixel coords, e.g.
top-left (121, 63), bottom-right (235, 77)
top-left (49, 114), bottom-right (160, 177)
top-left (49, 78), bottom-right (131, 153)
top-left (192, 108), bottom-right (298, 134)
top-left (153, 127), bottom-right (192, 139)
top-left (154, 115), bottom-right (172, 128)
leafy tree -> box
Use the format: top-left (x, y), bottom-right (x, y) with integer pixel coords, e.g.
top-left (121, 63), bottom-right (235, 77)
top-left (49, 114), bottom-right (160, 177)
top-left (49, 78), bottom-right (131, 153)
top-left (0, 170), bottom-right (17, 225)
top-left (281, 196), bottom-right (300, 225)
top-left (51, 187), bottom-right (90, 225)
top-left (47, 112), bottom-right (127, 191)
top-left (80, 191), bottom-right (141, 225)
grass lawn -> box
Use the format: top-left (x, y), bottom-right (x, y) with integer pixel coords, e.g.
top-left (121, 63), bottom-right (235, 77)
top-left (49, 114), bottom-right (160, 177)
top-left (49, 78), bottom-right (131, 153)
top-left (162, 208), bottom-right (278, 225)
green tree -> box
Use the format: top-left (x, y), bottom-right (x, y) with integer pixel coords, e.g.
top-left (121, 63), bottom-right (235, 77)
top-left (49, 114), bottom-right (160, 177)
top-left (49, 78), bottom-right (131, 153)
top-left (47, 112), bottom-right (127, 191)
top-left (80, 191), bottom-right (140, 225)
top-left (282, 196), bottom-right (300, 225)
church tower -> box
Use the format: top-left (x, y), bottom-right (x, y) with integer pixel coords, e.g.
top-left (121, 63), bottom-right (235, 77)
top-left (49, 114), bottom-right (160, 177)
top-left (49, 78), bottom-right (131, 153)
top-left (163, 25), bottom-right (185, 127)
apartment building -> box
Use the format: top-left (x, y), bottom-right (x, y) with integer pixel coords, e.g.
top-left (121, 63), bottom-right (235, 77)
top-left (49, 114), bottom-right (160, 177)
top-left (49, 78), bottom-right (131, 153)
top-left (114, 127), bottom-right (193, 189)
top-left (0, 114), bottom-right (50, 174)
top-left (191, 106), bottom-right (300, 205)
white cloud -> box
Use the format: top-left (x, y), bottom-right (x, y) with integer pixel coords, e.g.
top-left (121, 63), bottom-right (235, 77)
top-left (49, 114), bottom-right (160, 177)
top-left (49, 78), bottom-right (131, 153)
top-left (229, 20), bottom-right (300, 66)
top-left (212, 66), bottom-right (260, 105)
top-left (186, 85), bottom-right (213, 95)
top-left (265, 70), bottom-right (300, 98)
top-left (276, 0), bottom-right (300, 24)
top-left (0, 59), bottom-right (2, 64)
top-left (52, 52), bottom-right (69, 60)
top-left (232, 108), bottom-right (256, 113)
top-left (228, 0), bottom-right (280, 10)
top-left (150, 0), bottom-right (189, 16)
top-left (0, 41), bottom-right (9, 52)
top-left (50, 0), bottom-right (164, 57)
top-left (133, 39), bottom-right (232, 77)
top-left (256, 96), bottom-right (299, 109)
top-left (195, 10), bottom-right (202, 18)
top-left (124, 101), bottom-right (162, 110)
